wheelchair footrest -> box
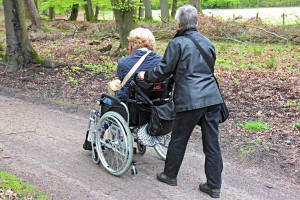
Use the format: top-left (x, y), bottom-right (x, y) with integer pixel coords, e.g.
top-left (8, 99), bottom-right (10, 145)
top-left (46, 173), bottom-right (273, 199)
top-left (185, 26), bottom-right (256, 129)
top-left (83, 140), bottom-right (92, 151)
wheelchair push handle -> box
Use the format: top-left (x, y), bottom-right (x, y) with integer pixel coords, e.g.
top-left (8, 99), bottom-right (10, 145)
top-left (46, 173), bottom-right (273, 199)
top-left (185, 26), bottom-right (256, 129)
top-left (101, 93), bottom-right (121, 104)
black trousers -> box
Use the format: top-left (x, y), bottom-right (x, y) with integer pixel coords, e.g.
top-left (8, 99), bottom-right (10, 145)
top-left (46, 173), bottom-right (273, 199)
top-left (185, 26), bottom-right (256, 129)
top-left (164, 104), bottom-right (223, 189)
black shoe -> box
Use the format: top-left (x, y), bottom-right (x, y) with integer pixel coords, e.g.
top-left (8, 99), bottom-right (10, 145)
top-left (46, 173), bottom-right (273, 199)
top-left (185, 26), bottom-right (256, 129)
top-left (156, 172), bottom-right (177, 186)
top-left (199, 183), bottom-right (220, 198)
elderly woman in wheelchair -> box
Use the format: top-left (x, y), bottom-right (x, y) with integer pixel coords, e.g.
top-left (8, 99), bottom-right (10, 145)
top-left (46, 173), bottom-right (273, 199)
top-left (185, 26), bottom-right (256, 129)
top-left (83, 28), bottom-right (174, 176)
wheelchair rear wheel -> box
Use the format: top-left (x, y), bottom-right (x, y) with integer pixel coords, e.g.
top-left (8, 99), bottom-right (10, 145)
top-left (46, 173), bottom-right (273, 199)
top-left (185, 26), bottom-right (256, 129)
top-left (95, 111), bottom-right (133, 176)
top-left (154, 133), bottom-right (171, 160)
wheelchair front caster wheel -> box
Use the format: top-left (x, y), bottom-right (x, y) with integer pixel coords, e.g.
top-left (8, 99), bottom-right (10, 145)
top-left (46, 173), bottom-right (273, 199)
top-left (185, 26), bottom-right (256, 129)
top-left (131, 160), bottom-right (138, 175)
top-left (92, 148), bottom-right (100, 164)
top-left (137, 141), bottom-right (146, 154)
top-left (131, 168), bottom-right (138, 175)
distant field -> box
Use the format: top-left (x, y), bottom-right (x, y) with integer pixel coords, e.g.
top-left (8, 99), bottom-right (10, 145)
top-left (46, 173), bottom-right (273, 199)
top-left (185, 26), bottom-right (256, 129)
top-left (57, 7), bottom-right (300, 25)
top-left (201, 7), bottom-right (300, 25)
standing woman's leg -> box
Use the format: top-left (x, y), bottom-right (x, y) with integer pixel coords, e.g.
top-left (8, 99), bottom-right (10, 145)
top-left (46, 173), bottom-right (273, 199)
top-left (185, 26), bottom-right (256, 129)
top-left (164, 108), bottom-right (206, 178)
top-left (199, 104), bottom-right (223, 189)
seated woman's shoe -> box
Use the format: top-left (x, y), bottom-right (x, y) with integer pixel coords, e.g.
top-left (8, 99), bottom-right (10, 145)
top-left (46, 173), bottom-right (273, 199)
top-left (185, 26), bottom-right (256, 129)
top-left (199, 183), bottom-right (220, 198)
top-left (156, 172), bottom-right (177, 186)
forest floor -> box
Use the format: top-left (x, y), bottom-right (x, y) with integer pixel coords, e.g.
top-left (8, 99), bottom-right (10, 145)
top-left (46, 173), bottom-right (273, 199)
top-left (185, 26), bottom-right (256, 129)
top-left (0, 10), bottom-right (299, 199)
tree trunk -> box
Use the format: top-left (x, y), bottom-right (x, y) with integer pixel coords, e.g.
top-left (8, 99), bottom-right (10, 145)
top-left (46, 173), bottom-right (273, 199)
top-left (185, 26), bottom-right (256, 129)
top-left (34, 0), bottom-right (38, 9)
top-left (85, 0), bottom-right (96, 22)
top-left (171, 0), bottom-right (177, 18)
top-left (95, 6), bottom-right (99, 20)
top-left (138, 0), bottom-right (145, 20)
top-left (190, 0), bottom-right (203, 15)
top-left (84, 4), bottom-right (89, 21)
top-left (3, 0), bottom-right (43, 70)
top-left (49, 6), bottom-right (55, 20)
top-left (24, 0), bottom-right (41, 28)
top-left (69, 4), bottom-right (79, 21)
top-left (160, 0), bottom-right (169, 22)
top-left (111, 0), bottom-right (138, 48)
top-left (144, 0), bottom-right (152, 21)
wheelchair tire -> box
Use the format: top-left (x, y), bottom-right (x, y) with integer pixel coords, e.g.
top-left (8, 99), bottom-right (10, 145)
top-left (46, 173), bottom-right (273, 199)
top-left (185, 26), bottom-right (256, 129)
top-left (154, 133), bottom-right (171, 161)
top-left (95, 111), bottom-right (133, 176)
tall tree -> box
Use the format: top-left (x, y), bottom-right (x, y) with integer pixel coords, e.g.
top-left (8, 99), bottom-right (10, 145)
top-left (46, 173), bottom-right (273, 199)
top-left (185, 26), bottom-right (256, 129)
top-left (49, 6), bottom-right (55, 20)
top-left (144, 0), bottom-right (152, 21)
top-left (171, 0), bottom-right (177, 18)
top-left (111, 0), bottom-right (138, 48)
top-left (84, 0), bottom-right (96, 22)
top-left (160, 0), bottom-right (169, 22)
top-left (34, 0), bottom-right (38, 9)
top-left (190, 0), bottom-right (203, 15)
top-left (69, 4), bottom-right (79, 21)
top-left (138, 0), bottom-right (145, 20)
top-left (24, 0), bottom-right (42, 28)
top-left (3, 0), bottom-right (44, 70)
top-left (95, 6), bottom-right (100, 20)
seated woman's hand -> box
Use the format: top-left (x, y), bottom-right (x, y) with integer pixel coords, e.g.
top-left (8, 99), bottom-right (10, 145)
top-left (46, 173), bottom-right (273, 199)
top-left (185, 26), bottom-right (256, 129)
top-left (138, 71), bottom-right (145, 80)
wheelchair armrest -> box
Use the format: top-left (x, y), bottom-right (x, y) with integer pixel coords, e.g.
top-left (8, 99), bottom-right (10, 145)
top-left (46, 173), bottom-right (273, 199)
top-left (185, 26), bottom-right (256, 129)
top-left (101, 93), bottom-right (121, 104)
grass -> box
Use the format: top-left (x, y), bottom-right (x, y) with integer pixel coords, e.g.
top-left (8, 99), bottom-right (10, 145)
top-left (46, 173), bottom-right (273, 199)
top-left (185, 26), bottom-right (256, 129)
top-left (214, 42), bottom-right (300, 70)
top-left (295, 121), bottom-right (300, 128)
top-left (0, 171), bottom-right (49, 199)
top-left (241, 120), bottom-right (269, 132)
top-left (239, 136), bottom-right (269, 156)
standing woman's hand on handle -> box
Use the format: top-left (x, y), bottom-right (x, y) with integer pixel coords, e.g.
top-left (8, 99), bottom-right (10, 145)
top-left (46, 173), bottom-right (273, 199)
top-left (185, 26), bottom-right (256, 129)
top-left (138, 71), bottom-right (145, 80)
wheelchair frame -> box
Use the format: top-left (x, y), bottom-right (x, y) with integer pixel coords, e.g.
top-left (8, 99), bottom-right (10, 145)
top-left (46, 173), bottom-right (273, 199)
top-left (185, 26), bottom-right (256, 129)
top-left (85, 93), bottom-right (170, 176)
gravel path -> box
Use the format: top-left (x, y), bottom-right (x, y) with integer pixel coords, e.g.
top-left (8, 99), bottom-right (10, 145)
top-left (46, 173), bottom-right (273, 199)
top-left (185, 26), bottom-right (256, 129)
top-left (0, 94), bottom-right (299, 199)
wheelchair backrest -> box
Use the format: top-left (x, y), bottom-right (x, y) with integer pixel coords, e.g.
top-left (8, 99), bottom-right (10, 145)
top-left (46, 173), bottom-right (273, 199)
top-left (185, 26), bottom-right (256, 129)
top-left (128, 75), bottom-right (173, 102)
top-left (127, 75), bottom-right (173, 127)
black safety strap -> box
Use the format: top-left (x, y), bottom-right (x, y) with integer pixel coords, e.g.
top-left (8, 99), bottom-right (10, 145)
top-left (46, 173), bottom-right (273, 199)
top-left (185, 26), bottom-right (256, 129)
top-left (131, 82), bottom-right (153, 106)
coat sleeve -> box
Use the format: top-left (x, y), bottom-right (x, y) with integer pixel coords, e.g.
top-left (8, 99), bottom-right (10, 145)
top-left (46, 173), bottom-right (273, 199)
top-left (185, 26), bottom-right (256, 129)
top-left (145, 40), bottom-right (180, 83)
top-left (116, 60), bottom-right (124, 81)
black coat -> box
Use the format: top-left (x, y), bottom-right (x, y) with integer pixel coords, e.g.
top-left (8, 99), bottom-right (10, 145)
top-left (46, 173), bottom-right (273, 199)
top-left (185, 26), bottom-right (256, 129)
top-left (145, 28), bottom-right (223, 112)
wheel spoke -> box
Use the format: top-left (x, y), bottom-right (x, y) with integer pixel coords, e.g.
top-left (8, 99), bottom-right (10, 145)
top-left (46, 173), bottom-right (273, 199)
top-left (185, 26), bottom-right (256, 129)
top-left (95, 111), bottom-right (133, 176)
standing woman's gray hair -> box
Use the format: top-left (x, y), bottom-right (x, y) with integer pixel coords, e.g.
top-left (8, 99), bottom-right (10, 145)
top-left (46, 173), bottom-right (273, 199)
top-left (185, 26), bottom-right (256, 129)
top-left (175, 5), bottom-right (198, 30)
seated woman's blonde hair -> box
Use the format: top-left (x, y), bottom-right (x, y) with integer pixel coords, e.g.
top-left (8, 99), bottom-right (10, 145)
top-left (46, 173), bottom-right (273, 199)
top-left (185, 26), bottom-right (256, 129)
top-left (127, 28), bottom-right (156, 51)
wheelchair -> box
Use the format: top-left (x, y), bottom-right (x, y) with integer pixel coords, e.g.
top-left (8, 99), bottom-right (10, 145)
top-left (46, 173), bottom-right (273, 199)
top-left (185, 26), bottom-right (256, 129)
top-left (84, 75), bottom-right (173, 176)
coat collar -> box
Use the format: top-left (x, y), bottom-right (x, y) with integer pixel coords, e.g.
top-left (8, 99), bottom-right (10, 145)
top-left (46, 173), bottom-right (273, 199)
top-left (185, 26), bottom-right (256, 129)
top-left (173, 28), bottom-right (198, 39)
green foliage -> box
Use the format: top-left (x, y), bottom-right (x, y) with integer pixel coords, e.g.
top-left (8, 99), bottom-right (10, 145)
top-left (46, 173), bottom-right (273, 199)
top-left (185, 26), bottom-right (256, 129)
top-left (71, 66), bottom-right (84, 72)
top-left (0, 41), bottom-right (4, 51)
top-left (239, 136), bottom-right (266, 156)
top-left (33, 0), bottom-right (300, 16)
top-left (0, 171), bottom-right (49, 199)
top-left (295, 121), bottom-right (300, 128)
top-left (39, 0), bottom-right (86, 14)
top-left (67, 76), bottom-right (77, 83)
top-left (82, 56), bottom-right (117, 76)
top-left (265, 55), bottom-right (276, 69)
top-left (286, 101), bottom-right (300, 111)
top-left (241, 119), bottom-right (269, 132)
top-left (54, 99), bottom-right (72, 105)
top-left (111, 0), bottom-right (142, 13)
top-left (286, 100), bottom-right (297, 106)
